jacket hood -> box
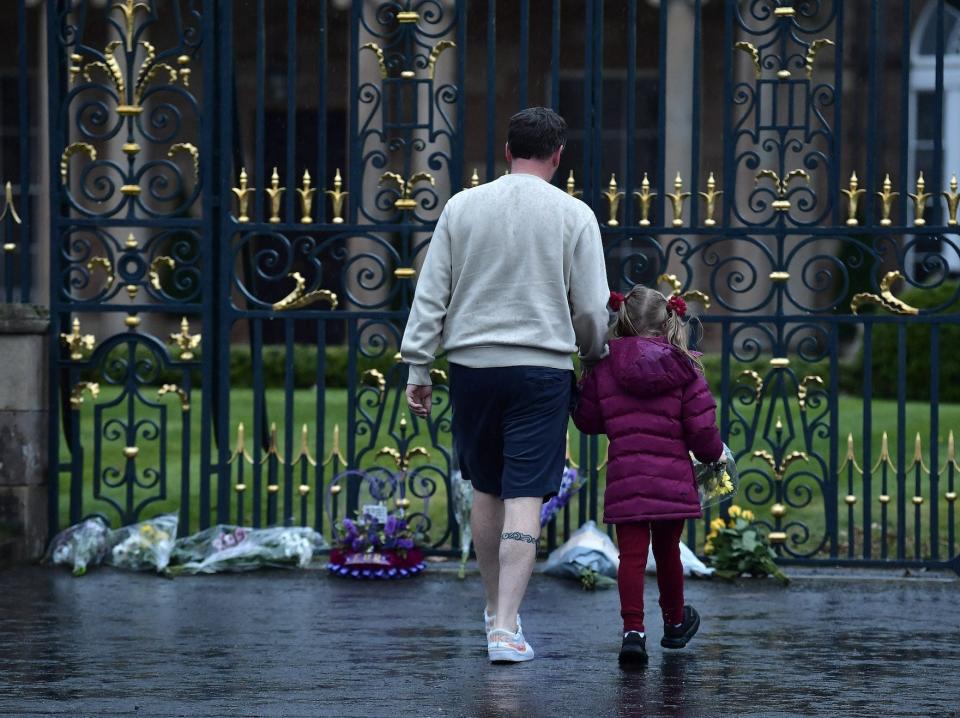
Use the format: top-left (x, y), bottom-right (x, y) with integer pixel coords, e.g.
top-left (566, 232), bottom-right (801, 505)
top-left (607, 336), bottom-right (698, 398)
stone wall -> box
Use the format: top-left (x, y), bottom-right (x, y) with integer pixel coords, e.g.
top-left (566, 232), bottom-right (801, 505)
top-left (0, 305), bottom-right (49, 566)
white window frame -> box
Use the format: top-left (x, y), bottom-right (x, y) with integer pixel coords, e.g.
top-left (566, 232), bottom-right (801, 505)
top-left (909, 1), bottom-right (960, 275)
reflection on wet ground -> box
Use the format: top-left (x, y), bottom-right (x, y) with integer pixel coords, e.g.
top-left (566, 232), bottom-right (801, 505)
top-left (0, 565), bottom-right (957, 717)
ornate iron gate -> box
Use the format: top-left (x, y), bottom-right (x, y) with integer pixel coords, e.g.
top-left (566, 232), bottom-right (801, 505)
top-left (45, 0), bottom-right (959, 571)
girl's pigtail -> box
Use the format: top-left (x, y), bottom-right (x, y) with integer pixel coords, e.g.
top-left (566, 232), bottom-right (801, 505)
top-left (665, 302), bottom-right (704, 373)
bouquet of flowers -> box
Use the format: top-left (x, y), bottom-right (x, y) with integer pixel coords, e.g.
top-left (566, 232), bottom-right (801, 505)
top-left (328, 510), bottom-right (426, 579)
top-left (692, 443), bottom-right (739, 510)
top-left (704, 504), bottom-right (789, 585)
top-left (107, 514), bottom-right (178, 573)
top-left (45, 517), bottom-right (112, 576)
top-left (540, 466), bottom-right (586, 526)
top-left (168, 525), bottom-right (326, 575)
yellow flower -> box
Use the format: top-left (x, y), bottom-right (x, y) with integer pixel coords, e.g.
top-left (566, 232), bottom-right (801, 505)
top-left (741, 509), bottom-right (755, 522)
top-left (704, 541), bottom-right (715, 555)
top-left (719, 473), bottom-right (734, 494)
top-left (728, 505), bottom-right (742, 518)
top-left (140, 525), bottom-right (155, 537)
top-left (710, 518), bottom-right (726, 532)
top-left (707, 529), bottom-right (718, 540)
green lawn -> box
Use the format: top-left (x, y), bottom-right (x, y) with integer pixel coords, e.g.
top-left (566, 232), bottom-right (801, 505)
top-left (61, 387), bottom-right (960, 559)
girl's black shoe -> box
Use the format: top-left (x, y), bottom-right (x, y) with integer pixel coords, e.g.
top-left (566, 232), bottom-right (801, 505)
top-left (661, 605), bottom-right (700, 649)
top-left (618, 631), bottom-right (648, 665)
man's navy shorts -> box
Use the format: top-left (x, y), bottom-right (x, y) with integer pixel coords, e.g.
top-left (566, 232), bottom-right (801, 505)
top-left (449, 363), bottom-right (575, 500)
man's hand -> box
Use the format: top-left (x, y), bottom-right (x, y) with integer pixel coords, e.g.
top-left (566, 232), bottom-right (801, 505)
top-left (406, 384), bottom-right (433, 418)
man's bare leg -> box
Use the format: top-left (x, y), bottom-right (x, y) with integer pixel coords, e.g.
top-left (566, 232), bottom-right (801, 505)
top-left (471, 489), bottom-right (505, 617)
top-left (492, 497), bottom-right (541, 633)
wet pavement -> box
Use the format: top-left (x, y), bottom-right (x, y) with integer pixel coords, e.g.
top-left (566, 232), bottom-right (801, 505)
top-left (0, 563), bottom-right (958, 718)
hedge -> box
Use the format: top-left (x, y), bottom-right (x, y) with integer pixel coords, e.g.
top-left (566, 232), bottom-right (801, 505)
top-left (865, 281), bottom-right (960, 402)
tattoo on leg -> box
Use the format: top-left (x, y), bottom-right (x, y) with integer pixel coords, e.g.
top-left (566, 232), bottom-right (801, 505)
top-left (501, 531), bottom-right (537, 545)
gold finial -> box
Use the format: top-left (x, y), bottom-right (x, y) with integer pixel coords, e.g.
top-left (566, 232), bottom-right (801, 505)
top-left (666, 172), bottom-right (691, 227)
top-left (942, 174), bottom-right (959, 226)
top-left (377, 445), bottom-right (430, 472)
top-left (323, 424), bottom-right (346, 467)
top-left (380, 172), bottom-right (435, 211)
top-left (566, 170), bottom-right (582, 198)
top-left (294, 423), bottom-right (317, 468)
top-left (698, 172), bottom-right (722, 227)
top-left (633, 173), bottom-right (657, 226)
top-left (297, 169), bottom-right (316, 224)
top-left (470, 169), bottom-right (480, 188)
top-left (0, 182), bottom-right (22, 225)
top-left (229, 422), bottom-right (253, 466)
top-left (908, 171), bottom-right (931, 226)
top-left (170, 317), bottom-right (201, 360)
top-left (755, 169), bottom-right (810, 212)
top-left (266, 167), bottom-right (285, 223)
top-left (602, 174), bottom-right (624, 227)
top-left (60, 317), bottom-right (95, 360)
top-left (841, 171), bottom-right (865, 226)
top-left (231, 168), bottom-right (254, 223)
top-left (564, 430), bottom-right (579, 469)
top-left (877, 173), bottom-right (899, 226)
top-left (325, 168), bottom-right (348, 224)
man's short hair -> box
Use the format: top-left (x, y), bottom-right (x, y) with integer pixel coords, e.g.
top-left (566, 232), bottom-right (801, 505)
top-left (507, 107), bottom-right (568, 160)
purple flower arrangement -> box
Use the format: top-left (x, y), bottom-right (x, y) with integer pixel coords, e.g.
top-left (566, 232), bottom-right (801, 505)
top-left (328, 510), bottom-right (426, 580)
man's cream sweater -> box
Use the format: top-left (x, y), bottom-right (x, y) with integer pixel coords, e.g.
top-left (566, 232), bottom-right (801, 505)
top-left (401, 172), bottom-right (610, 386)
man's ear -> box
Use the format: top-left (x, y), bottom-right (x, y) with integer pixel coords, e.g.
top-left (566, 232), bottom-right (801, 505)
top-left (505, 142), bottom-right (512, 164)
top-left (551, 145), bottom-right (563, 168)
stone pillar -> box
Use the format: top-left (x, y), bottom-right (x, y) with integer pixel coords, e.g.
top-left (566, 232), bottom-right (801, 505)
top-left (0, 304), bottom-right (50, 566)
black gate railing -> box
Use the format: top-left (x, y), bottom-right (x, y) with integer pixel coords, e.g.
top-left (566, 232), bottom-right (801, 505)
top-left (37, 0), bottom-right (960, 572)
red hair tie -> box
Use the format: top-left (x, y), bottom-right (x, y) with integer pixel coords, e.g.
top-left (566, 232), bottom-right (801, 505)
top-left (609, 291), bottom-right (625, 311)
top-left (666, 295), bottom-right (687, 318)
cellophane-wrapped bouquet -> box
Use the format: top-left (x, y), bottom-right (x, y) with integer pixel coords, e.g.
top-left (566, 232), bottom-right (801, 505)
top-left (107, 514), bottom-right (178, 572)
top-left (692, 443), bottom-right (739, 510)
top-left (168, 526), bottom-right (327, 575)
top-left (45, 517), bottom-right (112, 576)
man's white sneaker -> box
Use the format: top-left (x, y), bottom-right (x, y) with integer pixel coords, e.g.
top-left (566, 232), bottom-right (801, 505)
top-left (483, 610), bottom-right (522, 636)
top-left (487, 627), bottom-right (535, 663)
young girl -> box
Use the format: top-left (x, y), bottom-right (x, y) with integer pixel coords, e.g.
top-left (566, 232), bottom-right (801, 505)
top-left (573, 285), bottom-right (723, 665)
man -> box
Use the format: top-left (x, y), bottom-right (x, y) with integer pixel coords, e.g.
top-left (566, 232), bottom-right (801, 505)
top-left (401, 107), bottom-right (610, 663)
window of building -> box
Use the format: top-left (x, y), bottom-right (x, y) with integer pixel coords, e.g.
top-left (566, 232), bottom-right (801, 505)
top-left (910, 0), bottom-right (960, 275)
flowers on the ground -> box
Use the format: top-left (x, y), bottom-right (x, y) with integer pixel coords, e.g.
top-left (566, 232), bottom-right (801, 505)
top-left (705, 504), bottom-right (789, 585)
top-left (168, 525), bottom-right (325, 575)
top-left (108, 515), bottom-right (178, 572)
top-left (333, 509), bottom-right (423, 557)
top-left (45, 517), bottom-right (112, 576)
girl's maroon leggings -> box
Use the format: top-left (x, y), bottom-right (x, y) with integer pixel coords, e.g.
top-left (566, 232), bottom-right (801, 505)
top-left (615, 520), bottom-right (686, 633)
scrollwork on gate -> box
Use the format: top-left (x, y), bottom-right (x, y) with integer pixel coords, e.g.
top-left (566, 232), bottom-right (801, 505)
top-left (57, 0), bottom-right (203, 219)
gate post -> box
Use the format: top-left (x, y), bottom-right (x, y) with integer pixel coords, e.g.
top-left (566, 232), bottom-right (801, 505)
top-left (0, 304), bottom-right (50, 566)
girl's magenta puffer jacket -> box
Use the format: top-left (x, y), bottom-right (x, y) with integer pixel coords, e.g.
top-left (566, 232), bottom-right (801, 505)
top-left (573, 335), bottom-right (723, 524)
